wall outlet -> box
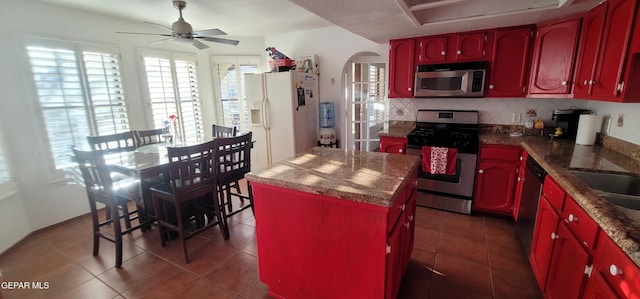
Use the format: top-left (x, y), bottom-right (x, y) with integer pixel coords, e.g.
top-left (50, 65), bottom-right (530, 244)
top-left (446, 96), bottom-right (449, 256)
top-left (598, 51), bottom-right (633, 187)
top-left (617, 114), bottom-right (624, 127)
top-left (512, 113), bottom-right (522, 123)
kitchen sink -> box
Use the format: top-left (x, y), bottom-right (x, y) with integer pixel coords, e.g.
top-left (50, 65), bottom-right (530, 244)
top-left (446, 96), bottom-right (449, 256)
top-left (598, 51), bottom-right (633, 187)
top-left (569, 170), bottom-right (640, 210)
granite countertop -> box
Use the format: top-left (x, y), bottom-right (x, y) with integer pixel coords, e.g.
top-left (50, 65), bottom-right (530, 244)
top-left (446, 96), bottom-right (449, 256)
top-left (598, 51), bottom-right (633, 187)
top-left (480, 132), bottom-right (640, 267)
top-left (245, 147), bottom-right (421, 208)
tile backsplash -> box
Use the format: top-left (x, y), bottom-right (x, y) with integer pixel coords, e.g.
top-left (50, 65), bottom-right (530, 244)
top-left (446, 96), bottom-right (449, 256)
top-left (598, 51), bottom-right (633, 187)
top-left (388, 97), bottom-right (640, 146)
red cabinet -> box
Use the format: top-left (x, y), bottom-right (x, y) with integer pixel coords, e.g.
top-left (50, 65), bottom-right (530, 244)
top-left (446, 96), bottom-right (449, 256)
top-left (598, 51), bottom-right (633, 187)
top-left (416, 36), bottom-right (448, 64)
top-left (388, 39), bottom-right (416, 98)
top-left (252, 167), bottom-right (418, 299)
top-left (379, 136), bottom-right (407, 154)
top-left (545, 221), bottom-right (592, 299)
top-left (590, 231), bottom-right (640, 299)
top-left (486, 26), bottom-right (533, 97)
top-left (574, 0), bottom-right (639, 101)
top-left (528, 18), bottom-right (581, 96)
top-left (590, 0), bottom-right (638, 100)
top-left (582, 271), bottom-right (622, 299)
top-left (416, 31), bottom-right (487, 64)
top-left (573, 2), bottom-right (608, 98)
top-left (512, 151), bottom-right (528, 220)
top-left (473, 145), bottom-right (521, 215)
top-left (530, 195), bottom-right (562, 291)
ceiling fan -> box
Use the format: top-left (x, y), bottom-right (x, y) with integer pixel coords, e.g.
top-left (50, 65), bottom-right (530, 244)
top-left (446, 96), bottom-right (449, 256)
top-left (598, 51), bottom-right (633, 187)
top-left (116, 0), bottom-right (239, 49)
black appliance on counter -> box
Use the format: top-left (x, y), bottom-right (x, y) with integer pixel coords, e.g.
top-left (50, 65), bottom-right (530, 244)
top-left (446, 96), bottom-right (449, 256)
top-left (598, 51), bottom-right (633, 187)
top-left (405, 110), bottom-right (479, 214)
top-left (551, 108), bottom-right (593, 139)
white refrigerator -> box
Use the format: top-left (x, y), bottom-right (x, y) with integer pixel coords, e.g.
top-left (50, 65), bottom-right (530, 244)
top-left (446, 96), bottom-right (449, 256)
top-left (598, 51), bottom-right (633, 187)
top-left (245, 72), bottom-right (319, 171)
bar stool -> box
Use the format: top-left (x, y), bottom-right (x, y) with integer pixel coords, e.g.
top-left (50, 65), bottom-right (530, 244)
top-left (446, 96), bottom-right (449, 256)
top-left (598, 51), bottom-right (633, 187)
top-left (214, 132), bottom-right (254, 223)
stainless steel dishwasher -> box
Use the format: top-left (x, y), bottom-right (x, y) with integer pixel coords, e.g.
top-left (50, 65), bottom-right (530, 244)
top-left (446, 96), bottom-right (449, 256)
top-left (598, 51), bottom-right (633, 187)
top-left (516, 155), bottom-right (547, 257)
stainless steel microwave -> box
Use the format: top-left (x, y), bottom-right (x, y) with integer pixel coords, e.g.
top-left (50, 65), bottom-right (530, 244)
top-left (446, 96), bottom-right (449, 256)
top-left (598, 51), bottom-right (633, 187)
top-left (414, 61), bottom-right (487, 98)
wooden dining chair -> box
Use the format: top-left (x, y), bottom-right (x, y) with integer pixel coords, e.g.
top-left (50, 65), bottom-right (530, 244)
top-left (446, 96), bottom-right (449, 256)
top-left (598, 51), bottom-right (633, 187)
top-left (134, 128), bottom-right (164, 147)
top-left (87, 131), bottom-right (137, 153)
top-left (72, 146), bottom-right (145, 268)
top-left (149, 140), bottom-right (228, 263)
top-left (212, 124), bottom-right (237, 138)
top-left (214, 132), bottom-right (254, 224)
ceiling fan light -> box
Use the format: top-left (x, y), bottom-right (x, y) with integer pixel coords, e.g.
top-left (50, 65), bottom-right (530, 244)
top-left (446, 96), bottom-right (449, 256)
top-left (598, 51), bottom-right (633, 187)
top-left (172, 18), bottom-right (193, 34)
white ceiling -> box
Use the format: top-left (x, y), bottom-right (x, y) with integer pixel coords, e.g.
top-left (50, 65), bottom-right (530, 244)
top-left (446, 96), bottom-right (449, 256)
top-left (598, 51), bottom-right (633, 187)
top-left (36, 0), bottom-right (603, 43)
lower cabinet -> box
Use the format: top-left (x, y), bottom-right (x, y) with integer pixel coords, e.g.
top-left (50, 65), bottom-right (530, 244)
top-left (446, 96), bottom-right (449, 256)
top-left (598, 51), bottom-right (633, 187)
top-left (528, 174), bottom-right (640, 299)
top-left (379, 136), bottom-right (407, 154)
top-left (252, 168), bottom-right (418, 299)
top-left (512, 151), bottom-right (528, 220)
top-left (473, 145), bottom-right (521, 215)
top-left (544, 221), bottom-right (591, 299)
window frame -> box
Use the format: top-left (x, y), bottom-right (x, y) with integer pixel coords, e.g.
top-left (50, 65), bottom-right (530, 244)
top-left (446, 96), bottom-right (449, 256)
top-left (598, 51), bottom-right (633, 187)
top-left (140, 49), bottom-right (205, 143)
top-left (211, 56), bottom-right (262, 134)
top-left (25, 37), bottom-right (132, 180)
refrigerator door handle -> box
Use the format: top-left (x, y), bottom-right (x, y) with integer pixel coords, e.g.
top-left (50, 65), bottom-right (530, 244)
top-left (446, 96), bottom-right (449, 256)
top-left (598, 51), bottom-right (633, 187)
top-left (263, 98), bottom-right (270, 130)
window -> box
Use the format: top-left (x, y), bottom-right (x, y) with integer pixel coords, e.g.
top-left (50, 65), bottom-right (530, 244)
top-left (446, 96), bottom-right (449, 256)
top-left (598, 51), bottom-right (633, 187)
top-left (345, 56), bottom-right (387, 151)
top-left (26, 40), bottom-right (130, 173)
top-left (0, 129), bottom-right (10, 184)
top-left (142, 51), bottom-right (204, 142)
top-left (212, 56), bottom-right (261, 134)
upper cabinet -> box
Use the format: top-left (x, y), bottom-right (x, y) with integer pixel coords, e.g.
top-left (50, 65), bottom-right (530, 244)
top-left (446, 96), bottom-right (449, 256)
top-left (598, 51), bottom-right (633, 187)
top-left (486, 26), bottom-right (534, 97)
top-left (574, 0), bottom-right (640, 102)
top-left (416, 31), bottom-right (487, 64)
top-left (388, 38), bottom-right (415, 98)
top-left (528, 18), bottom-right (581, 96)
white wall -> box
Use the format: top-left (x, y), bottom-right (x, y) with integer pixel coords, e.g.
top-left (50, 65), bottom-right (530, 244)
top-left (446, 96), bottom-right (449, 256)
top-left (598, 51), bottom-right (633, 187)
top-left (0, 0), bottom-right (266, 252)
top-left (265, 27), bottom-right (386, 142)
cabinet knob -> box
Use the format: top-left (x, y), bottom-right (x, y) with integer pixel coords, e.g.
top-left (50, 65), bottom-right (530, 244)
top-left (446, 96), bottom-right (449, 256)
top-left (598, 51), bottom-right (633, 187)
top-left (589, 80), bottom-right (597, 85)
top-left (489, 85), bottom-right (494, 89)
top-left (551, 232), bottom-right (559, 240)
top-left (561, 81), bottom-right (568, 86)
top-left (441, 51), bottom-right (446, 56)
top-left (456, 50), bottom-right (462, 55)
top-left (399, 148), bottom-right (403, 153)
top-left (478, 169), bottom-right (484, 174)
top-left (408, 87), bottom-right (412, 92)
top-left (583, 80), bottom-right (588, 86)
top-left (567, 214), bottom-right (578, 223)
top-left (609, 264), bottom-right (623, 276)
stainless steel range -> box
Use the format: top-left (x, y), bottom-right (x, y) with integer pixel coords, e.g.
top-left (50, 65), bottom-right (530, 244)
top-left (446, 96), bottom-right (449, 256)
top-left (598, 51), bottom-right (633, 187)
top-left (406, 110), bottom-right (479, 214)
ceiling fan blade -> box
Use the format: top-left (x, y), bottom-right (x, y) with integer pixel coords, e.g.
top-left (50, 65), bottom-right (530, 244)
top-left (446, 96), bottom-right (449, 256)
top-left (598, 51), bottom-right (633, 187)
top-left (193, 28), bottom-right (227, 36)
top-left (147, 38), bottom-right (172, 46)
top-left (199, 36), bottom-right (240, 46)
top-left (192, 39), bottom-right (210, 49)
top-left (116, 32), bottom-right (172, 36)
top-left (144, 21), bottom-right (173, 32)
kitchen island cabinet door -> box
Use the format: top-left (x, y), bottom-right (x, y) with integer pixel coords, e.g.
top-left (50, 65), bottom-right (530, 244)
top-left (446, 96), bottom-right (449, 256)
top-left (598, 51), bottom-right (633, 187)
top-left (573, 2), bottom-right (607, 99)
top-left (544, 222), bottom-right (591, 299)
top-left (530, 197), bottom-right (561, 291)
top-left (590, 0), bottom-right (638, 100)
top-left (528, 18), bottom-right (581, 96)
top-left (487, 26), bottom-right (533, 97)
top-left (582, 270), bottom-right (622, 299)
top-left (389, 38), bottom-right (416, 98)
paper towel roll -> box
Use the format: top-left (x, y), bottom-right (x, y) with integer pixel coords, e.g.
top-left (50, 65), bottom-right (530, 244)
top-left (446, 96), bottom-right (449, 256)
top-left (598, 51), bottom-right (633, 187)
top-left (575, 114), bottom-right (602, 145)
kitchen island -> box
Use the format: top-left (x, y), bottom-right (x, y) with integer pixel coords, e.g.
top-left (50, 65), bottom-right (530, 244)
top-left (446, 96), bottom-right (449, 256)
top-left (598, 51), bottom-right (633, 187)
top-left (245, 147), bottom-right (420, 299)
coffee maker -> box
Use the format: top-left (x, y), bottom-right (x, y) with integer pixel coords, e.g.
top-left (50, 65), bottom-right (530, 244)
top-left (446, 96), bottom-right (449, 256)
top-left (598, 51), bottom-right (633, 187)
top-left (551, 108), bottom-right (593, 139)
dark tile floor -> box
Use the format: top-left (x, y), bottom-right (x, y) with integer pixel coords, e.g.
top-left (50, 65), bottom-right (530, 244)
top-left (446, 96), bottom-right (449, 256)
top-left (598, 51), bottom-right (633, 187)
top-left (0, 196), bottom-right (542, 299)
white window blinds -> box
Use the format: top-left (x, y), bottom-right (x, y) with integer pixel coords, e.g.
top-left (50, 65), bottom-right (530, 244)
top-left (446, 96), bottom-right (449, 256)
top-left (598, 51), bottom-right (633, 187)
top-left (212, 56), bottom-right (261, 134)
top-left (143, 53), bottom-right (204, 142)
top-left (27, 42), bottom-right (130, 171)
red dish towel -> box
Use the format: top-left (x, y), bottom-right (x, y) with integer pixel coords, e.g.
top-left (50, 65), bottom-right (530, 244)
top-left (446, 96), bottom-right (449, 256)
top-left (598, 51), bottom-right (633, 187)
top-left (421, 146), bottom-right (457, 175)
